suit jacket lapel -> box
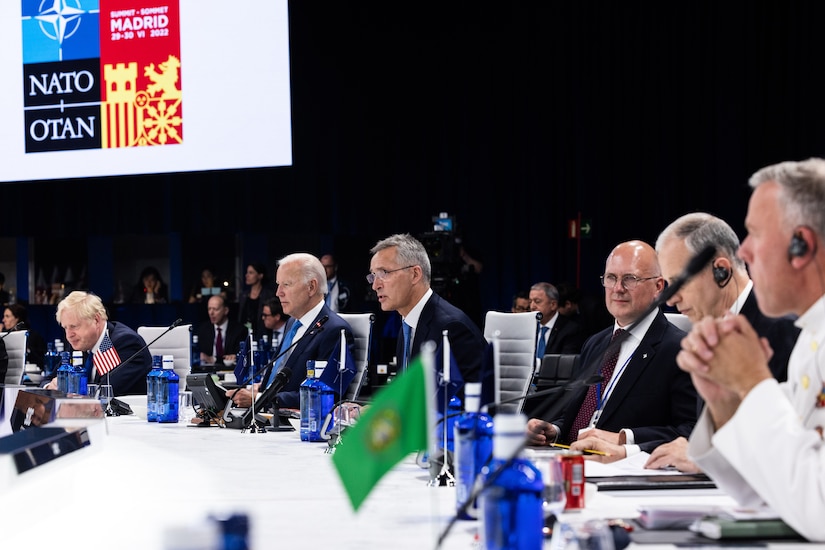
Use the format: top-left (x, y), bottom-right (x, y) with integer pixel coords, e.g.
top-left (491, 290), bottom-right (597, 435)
top-left (597, 317), bottom-right (663, 424)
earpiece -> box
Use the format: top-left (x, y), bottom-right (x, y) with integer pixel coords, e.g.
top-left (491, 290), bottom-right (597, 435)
top-left (789, 232), bottom-right (809, 259)
top-left (712, 262), bottom-right (731, 288)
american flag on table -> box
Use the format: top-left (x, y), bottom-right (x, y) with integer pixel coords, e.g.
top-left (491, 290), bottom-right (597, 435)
top-left (94, 332), bottom-right (121, 376)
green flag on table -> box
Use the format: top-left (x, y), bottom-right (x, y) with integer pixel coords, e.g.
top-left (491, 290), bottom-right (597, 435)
top-left (332, 353), bottom-right (433, 511)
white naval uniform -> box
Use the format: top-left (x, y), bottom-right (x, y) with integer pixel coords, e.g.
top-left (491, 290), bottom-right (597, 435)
top-left (689, 295), bottom-right (825, 541)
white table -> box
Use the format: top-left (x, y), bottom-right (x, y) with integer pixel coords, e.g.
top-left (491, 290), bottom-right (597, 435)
top-left (0, 414), bottom-right (822, 549)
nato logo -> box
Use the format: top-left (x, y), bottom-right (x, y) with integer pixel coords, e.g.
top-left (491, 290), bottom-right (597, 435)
top-left (21, 0), bottom-right (101, 63)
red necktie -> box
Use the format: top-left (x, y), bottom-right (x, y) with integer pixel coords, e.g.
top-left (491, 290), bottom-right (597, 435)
top-left (567, 328), bottom-right (624, 441)
top-left (215, 327), bottom-right (224, 359)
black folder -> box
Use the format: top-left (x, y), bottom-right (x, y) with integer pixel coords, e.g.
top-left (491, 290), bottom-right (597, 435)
top-left (587, 473), bottom-right (716, 491)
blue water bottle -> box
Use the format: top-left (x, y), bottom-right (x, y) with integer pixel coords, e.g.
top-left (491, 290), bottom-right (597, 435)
top-left (157, 354), bottom-right (179, 423)
top-left (43, 342), bottom-right (59, 380)
top-left (455, 382), bottom-right (494, 520)
top-left (147, 354), bottom-right (163, 422)
top-left (67, 350), bottom-right (88, 395)
top-left (300, 361), bottom-right (334, 441)
top-left (56, 350), bottom-right (72, 393)
top-left (479, 413), bottom-right (544, 550)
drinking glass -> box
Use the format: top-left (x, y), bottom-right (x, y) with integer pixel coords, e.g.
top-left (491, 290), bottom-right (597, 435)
top-left (541, 455), bottom-right (568, 520)
top-left (179, 391), bottom-right (196, 423)
top-left (86, 383), bottom-right (99, 398)
top-left (99, 384), bottom-right (115, 415)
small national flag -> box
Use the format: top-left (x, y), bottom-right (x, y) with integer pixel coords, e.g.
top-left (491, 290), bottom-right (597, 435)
top-left (318, 340), bottom-right (357, 396)
top-left (433, 343), bottom-right (463, 414)
top-left (233, 340), bottom-right (249, 383)
top-left (94, 332), bottom-right (122, 376)
top-left (332, 349), bottom-right (434, 511)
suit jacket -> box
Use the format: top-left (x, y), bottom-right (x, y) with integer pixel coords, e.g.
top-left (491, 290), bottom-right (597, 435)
top-left (548, 310), bottom-right (697, 449)
top-left (92, 321), bottom-right (153, 396)
top-left (268, 305), bottom-right (354, 409)
top-left (196, 319), bottom-right (249, 363)
top-left (740, 291), bottom-right (799, 383)
top-left (395, 293), bottom-right (487, 383)
top-left (544, 314), bottom-right (586, 355)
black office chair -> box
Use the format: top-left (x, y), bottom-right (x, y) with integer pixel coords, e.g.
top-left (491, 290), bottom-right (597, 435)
top-left (523, 353), bottom-right (580, 419)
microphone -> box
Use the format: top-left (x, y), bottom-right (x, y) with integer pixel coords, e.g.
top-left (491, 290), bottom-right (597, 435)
top-left (1, 323), bottom-right (25, 339)
top-left (243, 315), bottom-right (329, 391)
top-left (654, 244), bottom-right (716, 311)
top-left (221, 368), bottom-right (294, 430)
top-left (224, 368), bottom-right (293, 431)
top-left (484, 374), bottom-right (604, 417)
top-left (531, 245), bottom-right (716, 432)
top-left (224, 314), bottom-right (332, 425)
top-left (101, 318), bottom-right (183, 382)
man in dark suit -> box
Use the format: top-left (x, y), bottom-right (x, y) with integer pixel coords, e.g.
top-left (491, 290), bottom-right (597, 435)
top-left (197, 294), bottom-right (249, 366)
top-left (530, 281), bottom-right (585, 357)
top-left (44, 290), bottom-right (152, 396)
top-left (368, 233), bottom-right (487, 384)
top-left (228, 253), bottom-right (354, 410)
top-left (526, 240), bottom-right (698, 453)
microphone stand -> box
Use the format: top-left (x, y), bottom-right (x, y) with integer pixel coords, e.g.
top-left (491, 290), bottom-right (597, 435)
top-left (246, 333), bottom-right (266, 434)
top-left (102, 318), bottom-right (183, 417)
top-left (227, 316), bottom-right (329, 432)
top-left (430, 330), bottom-right (456, 487)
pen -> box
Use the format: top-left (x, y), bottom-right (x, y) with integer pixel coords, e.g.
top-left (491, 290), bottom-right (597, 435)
top-left (550, 443), bottom-right (611, 457)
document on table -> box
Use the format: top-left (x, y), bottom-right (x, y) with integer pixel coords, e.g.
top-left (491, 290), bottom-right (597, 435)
top-left (584, 452), bottom-right (674, 477)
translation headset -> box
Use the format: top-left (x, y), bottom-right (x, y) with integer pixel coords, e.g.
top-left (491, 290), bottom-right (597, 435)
top-left (712, 262), bottom-right (731, 288)
top-left (788, 231), bottom-right (809, 260)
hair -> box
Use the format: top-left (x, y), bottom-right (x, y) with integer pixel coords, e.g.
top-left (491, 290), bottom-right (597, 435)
top-left (369, 233), bottom-right (432, 283)
top-left (530, 281), bottom-right (559, 302)
top-left (655, 212), bottom-right (746, 272)
top-left (5, 303), bottom-right (28, 324)
top-left (512, 289), bottom-right (529, 304)
top-left (556, 282), bottom-right (581, 305)
top-left (247, 262), bottom-right (269, 284)
top-left (56, 291), bottom-right (108, 324)
top-left (749, 158), bottom-right (825, 237)
top-left (0, 272), bottom-right (5, 285)
top-left (277, 252), bottom-right (327, 289)
top-left (139, 265), bottom-right (163, 282)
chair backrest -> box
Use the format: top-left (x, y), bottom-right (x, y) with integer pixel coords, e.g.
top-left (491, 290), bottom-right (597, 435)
top-left (3, 331), bottom-right (28, 385)
top-left (664, 312), bottom-right (692, 333)
top-left (137, 325), bottom-right (193, 391)
top-left (535, 353), bottom-right (581, 389)
top-left (337, 313), bottom-right (375, 401)
top-left (482, 311), bottom-right (540, 414)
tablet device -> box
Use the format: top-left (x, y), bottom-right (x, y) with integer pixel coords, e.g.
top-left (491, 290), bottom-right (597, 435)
top-left (186, 373), bottom-right (229, 414)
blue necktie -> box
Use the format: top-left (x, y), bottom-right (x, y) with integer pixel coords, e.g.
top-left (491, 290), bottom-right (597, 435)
top-left (401, 321), bottom-right (412, 370)
top-left (536, 325), bottom-right (549, 359)
top-left (267, 319), bottom-right (301, 386)
top-left (325, 280), bottom-right (334, 306)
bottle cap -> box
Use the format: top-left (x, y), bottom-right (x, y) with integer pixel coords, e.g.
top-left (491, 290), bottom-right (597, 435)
top-left (493, 413), bottom-right (527, 459)
top-left (162, 354), bottom-right (174, 369)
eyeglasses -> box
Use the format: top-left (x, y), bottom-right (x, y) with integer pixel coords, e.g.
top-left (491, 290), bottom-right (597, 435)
top-left (261, 313), bottom-right (273, 318)
top-left (366, 265), bottom-right (415, 284)
top-left (600, 274), bottom-right (659, 290)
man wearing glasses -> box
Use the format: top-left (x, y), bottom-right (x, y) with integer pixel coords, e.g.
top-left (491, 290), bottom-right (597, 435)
top-left (526, 240), bottom-right (698, 454)
top-left (368, 233), bottom-right (487, 384)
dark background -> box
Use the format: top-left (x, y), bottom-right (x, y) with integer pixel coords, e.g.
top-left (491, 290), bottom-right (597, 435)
top-left (4, 3), bottom-right (825, 343)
